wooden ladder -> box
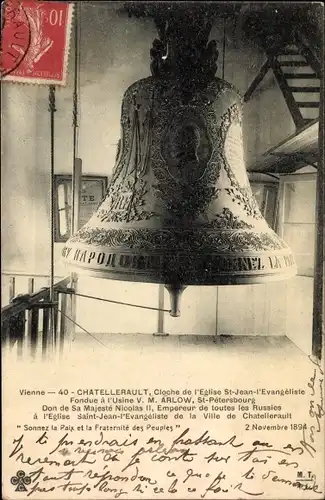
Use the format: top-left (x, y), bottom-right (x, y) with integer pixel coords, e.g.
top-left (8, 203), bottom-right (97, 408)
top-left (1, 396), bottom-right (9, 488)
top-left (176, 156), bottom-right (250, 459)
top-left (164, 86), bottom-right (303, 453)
top-left (268, 41), bottom-right (320, 130)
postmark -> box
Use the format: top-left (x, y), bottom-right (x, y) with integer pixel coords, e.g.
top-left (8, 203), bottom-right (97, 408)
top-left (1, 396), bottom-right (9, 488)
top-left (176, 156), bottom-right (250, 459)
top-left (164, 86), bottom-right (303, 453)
top-left (0, 0), bottom-right (31, 77)
top-left (1, 0), bottom-right (73, 85)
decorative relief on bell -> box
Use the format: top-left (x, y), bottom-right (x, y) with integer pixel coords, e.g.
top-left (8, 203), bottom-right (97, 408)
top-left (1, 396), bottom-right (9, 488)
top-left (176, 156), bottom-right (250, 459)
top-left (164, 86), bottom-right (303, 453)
top-left (96, 82), bottom-right (157, 225)
top-left (60, 5), bottom-right (299, 317)
top-left (63, 72), bottom-right (296, 286)
top-left (224, 122), bottom-right (249, 188)
top-left (67, 226), bottom-right (289, 252)
top-left (162, 109), bottom-right (212, 185)
top-left (63, 226), bottom-right (295, 288)
top-left (62, 10), bottom-right (296, 297)
top-left (215, 103), bottom-right (263, 222)
top-left (96, 178), bottom-right (154, 224)
top-left (208, 208), bottom-right (254, 230)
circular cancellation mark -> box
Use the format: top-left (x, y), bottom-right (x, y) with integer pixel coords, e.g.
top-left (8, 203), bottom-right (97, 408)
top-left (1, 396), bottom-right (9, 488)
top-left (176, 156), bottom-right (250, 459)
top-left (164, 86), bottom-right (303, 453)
top-left (0, 0), bottom-right (31, 78)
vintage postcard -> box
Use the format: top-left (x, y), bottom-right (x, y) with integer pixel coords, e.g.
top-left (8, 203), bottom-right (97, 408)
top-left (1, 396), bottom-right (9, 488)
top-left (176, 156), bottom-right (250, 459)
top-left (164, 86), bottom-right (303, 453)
top-left (1, 1), bottom-right (324, 499)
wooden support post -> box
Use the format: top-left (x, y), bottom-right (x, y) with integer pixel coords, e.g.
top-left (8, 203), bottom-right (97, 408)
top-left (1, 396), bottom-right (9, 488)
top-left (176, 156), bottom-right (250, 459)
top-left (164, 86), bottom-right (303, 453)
top-left (12, 312), bottom-right (25, 357)
top-left (244, 59), bottom-right (271, 103)
top-left (295, 31), bottom-right (322, 78)
top-left (70, 160), bottom-right (81, 342)
top-left (59, 292), bottom-right (67, 355)
top-left (42, 308), bottom-right (50, 359)
top-left (69, 273), bottom-right (78, 342)
top-left (72, 158), bottom-right (82, 234)
top-left (270, 58), bottom-right (305, 130)
top-left (215, 286), bottom-right (219, 339)
top-left (30, 308), bottom-right (39, 358)
top-left (312, 68), bottom-right (324, 360)
top-left (53, 291), bottom-right (59, 347)
top-left (9, 277), bottom-right (15, 303)
top-left (26, 278), bottom-right (34, 355)
top-left (49, 84), bottom-right (56, 356)
top-left (70, 4), bottom-right (80, 345)
top-left (154, 285), bottom-right (168, 336)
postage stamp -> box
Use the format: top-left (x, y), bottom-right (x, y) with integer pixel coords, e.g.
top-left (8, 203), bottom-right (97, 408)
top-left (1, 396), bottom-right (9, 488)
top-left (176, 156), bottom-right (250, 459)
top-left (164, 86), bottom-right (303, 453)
top-left (1, 0), bottom-right (73, 85)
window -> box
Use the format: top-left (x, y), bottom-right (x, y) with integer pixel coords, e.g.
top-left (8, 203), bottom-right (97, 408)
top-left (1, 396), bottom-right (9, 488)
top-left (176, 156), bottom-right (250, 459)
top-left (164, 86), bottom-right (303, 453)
top-left (54, 175), bottom-right (108, 242)
top-left (250, 181), bottom-right (279, 229)
top-left (278, 173), bottom-right (317, 277)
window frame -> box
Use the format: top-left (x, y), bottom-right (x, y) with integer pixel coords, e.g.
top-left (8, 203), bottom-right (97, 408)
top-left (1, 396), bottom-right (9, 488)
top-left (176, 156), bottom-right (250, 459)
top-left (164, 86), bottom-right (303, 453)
top-left (277, 172), bottom-right (317, 278)
top-left (53, 174), bottom-right (108, 243)
top-left (250, 180), bottom-right (279, 230)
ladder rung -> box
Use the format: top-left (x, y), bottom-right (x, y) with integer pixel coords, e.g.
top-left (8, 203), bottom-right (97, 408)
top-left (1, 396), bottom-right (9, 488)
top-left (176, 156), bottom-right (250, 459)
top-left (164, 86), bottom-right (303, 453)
top-left (279, 60), bottom-right (309, 67)
top-left (281, 48), bottom-right (300, 55)
top-left (284, 73), bottom-right (318, 79)
top-left (290, 86), bottom-right (320, 92)
top-left (297, 102), bottom-right (319, 108)
top-left (302, 118), bottom-right (315, 125)
top-left (284, 44), bottom-right (299, 51)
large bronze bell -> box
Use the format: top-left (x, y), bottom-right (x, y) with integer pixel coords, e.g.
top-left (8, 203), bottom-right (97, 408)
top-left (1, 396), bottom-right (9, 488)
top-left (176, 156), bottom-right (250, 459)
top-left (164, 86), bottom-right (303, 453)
top-left (62, 7), bottom-right (296, 316)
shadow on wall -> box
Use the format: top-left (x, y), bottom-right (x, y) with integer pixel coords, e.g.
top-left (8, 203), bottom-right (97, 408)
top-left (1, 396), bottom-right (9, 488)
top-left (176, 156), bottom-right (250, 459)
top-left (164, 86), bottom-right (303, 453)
top-left (78, 3), bottom-right (156, 86)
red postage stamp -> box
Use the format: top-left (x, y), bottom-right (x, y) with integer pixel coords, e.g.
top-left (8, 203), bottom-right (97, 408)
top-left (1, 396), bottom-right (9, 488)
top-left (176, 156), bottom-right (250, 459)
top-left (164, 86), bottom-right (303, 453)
top-left (1, 0), bottom-right (73, 85)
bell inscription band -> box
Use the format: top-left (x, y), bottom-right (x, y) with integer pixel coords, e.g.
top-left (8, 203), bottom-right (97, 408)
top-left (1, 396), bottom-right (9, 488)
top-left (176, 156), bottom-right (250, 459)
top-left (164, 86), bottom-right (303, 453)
top-left (62, 6), bottom-right (296, 316)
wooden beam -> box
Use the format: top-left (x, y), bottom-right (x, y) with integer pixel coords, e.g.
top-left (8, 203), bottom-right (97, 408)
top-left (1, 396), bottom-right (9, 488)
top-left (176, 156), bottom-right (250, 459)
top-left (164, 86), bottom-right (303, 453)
top-left (294, 31), bottom-right (322, 79)
top-left (70, 159), bottom-right (81, 345)
top-left (280, 60), bottom-right (310, 67)
top-left (72, 158), bottom-right (82, 234)
top-left (248, 119), bottom-right (319, 173)
top-left (283, 73), bottom-right (318, 79)
top-left (154, 285), bottom-right (168, 336)
top-left (312, 64), bottom-right (324, 360)
top-left (270, 151), bottom-right (319, 162)
top-left (1, 277), bottom-right (71, 322)
top-left (271, 58), bottom-right (305, 129)
top-left (9, 277), bottom-right (15, 303)
top-left (290, 87), bottom-right (320, 92)
top-left (269, 119), bottom-right (319, 155)
top-left (26, 278), bottom-right (35, 357)
top-left (296, 102), bottom-right (319, 108)
top-left (250, 153), bottom-right (315, 174)
top-left (243, 59), bottom-right (271, 102)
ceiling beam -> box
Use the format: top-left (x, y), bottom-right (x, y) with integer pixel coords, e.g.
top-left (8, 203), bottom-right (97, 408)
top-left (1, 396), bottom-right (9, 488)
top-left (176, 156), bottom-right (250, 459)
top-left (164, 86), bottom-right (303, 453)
top-left (269, 120), bottom-right (319, 155)
top-left (249, 154), bottom-right (316, 174)
top-left (248, 120), bottom-right (319, 173)
top-left (270, 151), bottom-right (319, 168)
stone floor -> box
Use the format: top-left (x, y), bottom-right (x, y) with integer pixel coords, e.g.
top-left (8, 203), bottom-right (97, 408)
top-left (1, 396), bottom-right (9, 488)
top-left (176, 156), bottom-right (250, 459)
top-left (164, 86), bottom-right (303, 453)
top-left (4, 332), bottom-right (314, 393)
top-left (60, 332), bottom-right (312, 385)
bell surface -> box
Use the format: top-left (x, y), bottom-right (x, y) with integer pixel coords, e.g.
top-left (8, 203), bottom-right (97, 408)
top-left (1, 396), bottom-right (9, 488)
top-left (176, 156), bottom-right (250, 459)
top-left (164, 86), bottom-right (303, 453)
top-left (62, 7), bottom-right (296, 299)
top-left (62, 75), bottom-right (296, 286)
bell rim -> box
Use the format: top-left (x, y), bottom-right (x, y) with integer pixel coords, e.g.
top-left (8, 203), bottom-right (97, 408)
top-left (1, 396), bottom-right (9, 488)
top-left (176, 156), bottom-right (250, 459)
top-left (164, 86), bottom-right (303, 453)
top-left (63, 261), bottom-right (297, 286)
